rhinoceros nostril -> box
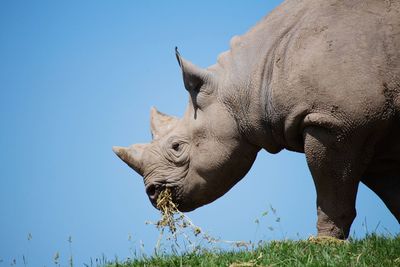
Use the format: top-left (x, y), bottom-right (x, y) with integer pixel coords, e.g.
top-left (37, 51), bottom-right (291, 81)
top-left (146, 184), bottom-right (157, 199)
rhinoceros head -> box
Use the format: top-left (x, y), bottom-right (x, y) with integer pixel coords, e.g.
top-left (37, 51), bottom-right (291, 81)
top-left (113, 48), bottom-right (259, 212)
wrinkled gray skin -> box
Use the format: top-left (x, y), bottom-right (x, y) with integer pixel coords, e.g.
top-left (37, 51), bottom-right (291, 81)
top-left (114, 0), bottom-right (400, 239)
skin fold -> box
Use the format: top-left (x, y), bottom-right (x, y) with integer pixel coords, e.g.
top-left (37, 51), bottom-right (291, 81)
top-left (114, 0), bottom-right (400, 239)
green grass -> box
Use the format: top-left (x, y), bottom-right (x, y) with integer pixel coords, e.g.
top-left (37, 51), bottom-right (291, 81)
top-left (107, 234), bottom-right (400, 267)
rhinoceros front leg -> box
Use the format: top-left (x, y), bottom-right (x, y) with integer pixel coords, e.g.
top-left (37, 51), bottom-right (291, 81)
top-left (303, 125), bottom-right (371, 239)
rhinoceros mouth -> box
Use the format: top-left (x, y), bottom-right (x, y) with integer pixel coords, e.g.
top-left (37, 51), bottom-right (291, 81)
top-left (144, 167), bottom-right (188, 206)
top-left (145, 179), bottom-right (185, 210)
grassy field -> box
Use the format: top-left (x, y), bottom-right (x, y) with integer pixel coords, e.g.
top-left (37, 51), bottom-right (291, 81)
top-left (107, 234), bottom-right (400, 267)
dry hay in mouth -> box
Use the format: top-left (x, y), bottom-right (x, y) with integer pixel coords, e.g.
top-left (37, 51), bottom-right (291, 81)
top-left (155, 188), bottom-right (202, 236)
top-left (149, 188), bottom-right (250, 253)
top-left (156, 188), bottom-right (180, 233)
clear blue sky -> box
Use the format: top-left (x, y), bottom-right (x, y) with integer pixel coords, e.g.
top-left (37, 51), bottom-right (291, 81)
top-left (0, 1), bottom-right (398, 266)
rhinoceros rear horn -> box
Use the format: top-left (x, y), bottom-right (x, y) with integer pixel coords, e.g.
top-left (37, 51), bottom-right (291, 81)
top-left (175, 47), bottom-right (211, 94)
top-left (150, 107), bottom-right (179, 139)
top-left (112, 144), bottom-right (147, 176)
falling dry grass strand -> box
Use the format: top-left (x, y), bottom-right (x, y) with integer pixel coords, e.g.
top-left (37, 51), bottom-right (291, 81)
top-left (148, 188), bottom-right (250, 254)
top-left (156, 188), bottom-right (179, 233)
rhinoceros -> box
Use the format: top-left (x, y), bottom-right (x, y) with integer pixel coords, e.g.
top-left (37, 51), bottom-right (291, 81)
top-left (113, 0), bottom-right (400, 239)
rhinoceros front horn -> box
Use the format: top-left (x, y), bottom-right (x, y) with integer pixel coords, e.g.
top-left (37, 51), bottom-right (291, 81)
top-left (112, 144), bottom-right (147, 176)
top-left (150, 107), bottom-right (179, 139)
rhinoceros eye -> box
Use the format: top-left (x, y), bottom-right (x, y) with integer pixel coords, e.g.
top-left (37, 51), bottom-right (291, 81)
top-left (172, 142), bottom-right (180, 151)
top-left (167, 139), bottom-right (188, 164)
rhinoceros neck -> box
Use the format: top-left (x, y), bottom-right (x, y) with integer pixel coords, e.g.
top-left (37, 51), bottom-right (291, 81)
top-left (209, 0), bottom-right (306, 153)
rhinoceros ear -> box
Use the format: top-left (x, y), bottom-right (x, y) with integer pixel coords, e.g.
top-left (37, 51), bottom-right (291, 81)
top-left (112, 144), bottom-right (147, 176)
top-left (150, 107), bottom-right (179, 139)
top-left (175, 47), bottom-right (211, 94)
